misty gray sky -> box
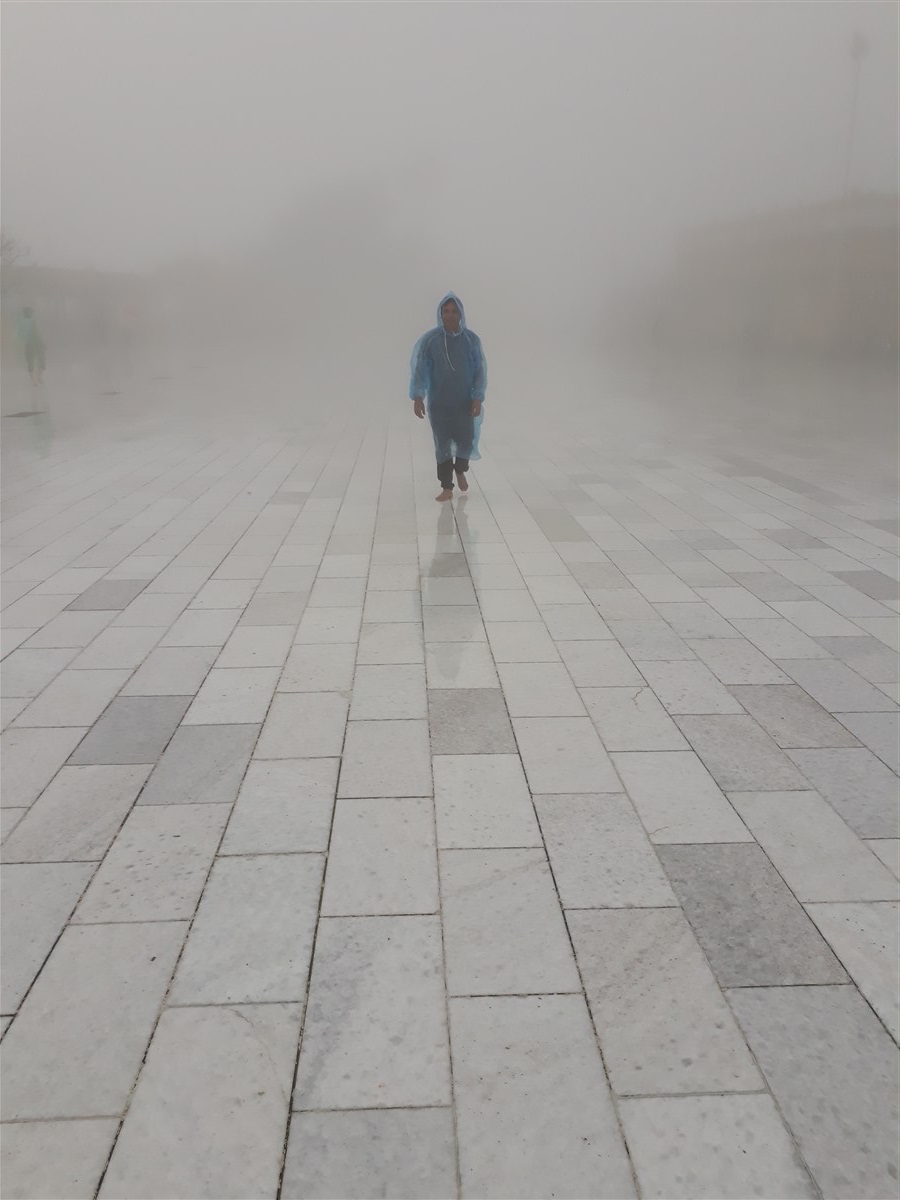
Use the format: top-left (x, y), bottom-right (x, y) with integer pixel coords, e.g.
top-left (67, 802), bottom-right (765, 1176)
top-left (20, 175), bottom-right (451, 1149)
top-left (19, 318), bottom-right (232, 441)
top-left (3, 1), bottom-right (897, 306)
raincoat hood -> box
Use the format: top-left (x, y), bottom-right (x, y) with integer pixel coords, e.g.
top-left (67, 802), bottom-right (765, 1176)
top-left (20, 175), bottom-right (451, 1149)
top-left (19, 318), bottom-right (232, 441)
top-left (438, 292), bottom-right (466, 335)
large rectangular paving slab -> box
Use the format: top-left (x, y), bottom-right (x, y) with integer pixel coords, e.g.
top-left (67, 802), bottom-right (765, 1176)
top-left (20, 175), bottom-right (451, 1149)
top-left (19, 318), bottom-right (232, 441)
top-left (68, 696), bottom-right (191, 765)
top-left (787, 747), bottom-right (900, 838)
top-left (1, 648), bottom-right (79, 698)
top-left (294, 915), bottom-right (451, 1110)
top-left (138, 723), bottom-right (259, 805)
top-left (634, 660), bottom-right (743, 714)
top-left (675, 714), bottom-right (807, 790)
top-left (612, 751), bottom-right (751, 843)
top-left (183, 666), bottom-right (279, 724)
top-left (513, 716), bottom-right (619, 792)
top-left (535, 793), bottom-right (676, 907)
top-left (349, 664), bottom-right (427, 720)
top-left (338, 719), bottom-right (432, 797)
top-left (170, 853), bottom-right (323, 1004)
top-left (255, 692), bottom-right (347, 758)
top-left (619, 1094), bottom-right (815, 1199)
top-left (0, 921), bottom-right (186, 1118)
top-left (569, 908), bottom-right (760, 1096)
top-left (581, 686), bottom-right (688, 751)
top-left (0, 726), bottom-right (89, 807)
top-left (657, 843), bottom-right (848, 987)
top-left (729, 984), bottom-right (900, 1199)
top-left (220, 757), bottom-right (338, 855)
top-left (65, 579), bottom-right (148, 610)
top-left (440, 848), bottom-right (581, 995)
top-left (451, 995), bottom-right (636, 1199)
top-left (433, 753), bottom-right (541, 849)
top-left (805, 902), bottom-right (900, 1041)
top-left (834, 710), bottom-right (900, 773)
top-left (282, 1108), bottom-right (457, 1200)
top-left (122, 645), bottom-right (219, 696)
top-left (728, 683), bottom-right (861, 748)
top-left (428, 688), bottom-right (516, 753)
top-left (279, 643), bottom-right (357, 691)
top-left (777, 658), bottom-right (898, 712)
top-left (0, 1119), bottom-right (120, 1200)
top-left (14, 667), bottom-right (131, 727)
top-left (100, 1004), bottom-right (301, 1200)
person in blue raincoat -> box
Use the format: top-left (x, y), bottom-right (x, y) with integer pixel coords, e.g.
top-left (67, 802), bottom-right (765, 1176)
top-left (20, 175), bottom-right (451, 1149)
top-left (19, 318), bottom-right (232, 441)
top-left (410, 293), bottom-right (487, 502)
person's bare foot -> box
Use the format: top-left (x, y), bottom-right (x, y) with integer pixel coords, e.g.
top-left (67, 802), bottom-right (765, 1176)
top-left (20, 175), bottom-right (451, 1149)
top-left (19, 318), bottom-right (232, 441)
top-left (456, 471), bottom-right (469, 492)
top-left (435, 489), bottom-right (454, 502)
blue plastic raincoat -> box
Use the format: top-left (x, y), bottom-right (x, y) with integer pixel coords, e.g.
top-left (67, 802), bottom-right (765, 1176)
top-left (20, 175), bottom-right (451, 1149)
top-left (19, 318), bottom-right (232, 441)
top-left (409, 293), bottom-right (486, 462)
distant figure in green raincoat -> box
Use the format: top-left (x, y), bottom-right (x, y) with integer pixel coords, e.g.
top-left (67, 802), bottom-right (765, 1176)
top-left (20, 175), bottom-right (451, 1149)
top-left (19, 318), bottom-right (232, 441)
top-left (17, 307), bottom-right (45, 385)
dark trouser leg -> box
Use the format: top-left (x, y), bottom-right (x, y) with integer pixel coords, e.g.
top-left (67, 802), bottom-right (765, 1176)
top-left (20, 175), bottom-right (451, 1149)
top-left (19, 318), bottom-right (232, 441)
top-left (437, 459), bottom-right (454, 490)
top-left (454, 457), bottom-right (469, 476)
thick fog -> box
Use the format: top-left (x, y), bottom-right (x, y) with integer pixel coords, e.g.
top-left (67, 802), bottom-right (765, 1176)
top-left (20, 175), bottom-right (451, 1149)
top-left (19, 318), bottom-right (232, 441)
top-left (1, 1), bottom-right (898, 452)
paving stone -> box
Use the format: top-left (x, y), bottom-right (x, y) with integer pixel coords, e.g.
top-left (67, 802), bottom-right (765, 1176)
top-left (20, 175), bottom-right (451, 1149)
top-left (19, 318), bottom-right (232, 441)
top-left (122, 645), bottom-right (219, 696)
top-left (657, 843), bottom-right (847, 987)
top-left (367, 563), bottom-right (421, 589)
top-left (433, 753), bottom-right (540, 849)
top-left (731, 616), bottom-right (832, 659)
top-left (259, 565), bottom-right (318, 593)
top-left (161, 608), bottom-right (240, 646)
top-left (294, 916), bottom-right (451, 1109)
top-left (73, 804), bottom-right (230, 923)
top-left (14, 667), bottom-right (131, 727)
top-left (729, 984), bottom-right (900, 1199)
top-left (170, 853), bottom-right (323, 1004)
top-left (585, 588), bottom-right (658, 620)
top-left (834, 568), bottom-right (900, 603)
top-left (690, 637), bottom-right (790, 684)
top-left (612, 750), bottom-right (750, 843)
top-left (421, 553), bottom-right (470, 578)
top-left (772, 599), bottom-right (864, 637)
top-left (220, 757), bottom-right (337, 855)
top-left (138, 722), bottom-right (259, 805)
top-left (362, 590), bottom-right (422, 624)
top-left (513, 714), bottom-right (620, 791)
top-left (5, 595), bottom-right (76, 627)
top-left (24, 609), bottom-right (117, 648)
top-left (423, 604), bottom-right (487, 642)
top-left (318, 553), bottom-right (370, 578)
top-left (1, 647), bottom-right (79, 698)
top-left (787, 747), bottom-right (900, 838)
top-left (183, 666), bottom-right (279, 724)
top-left (867, 837), bottom-right (900, 878)
top-left (729, 791), bottom-right (899, 901)
top-left (100, 1004), bottom-right (301, 1200)
top-left (339, 719), bottom-right (432, 797)
top-left (535, 793), bottom-right (676, 907)
top-left (440, 848), bottom-right (581, 995)
top-left (478, 589), bottom-right (542, 621)
top-left (279, 642), bottom-right (357, 691)
top-left (282, 1109), bottom-right (457, 1200)
top-left (2, 764), bottom-right (151, 863)
top-left (323, 797), bottom-right (438, 915)
top-left (1, 862), bottom-right (95, 1014)
top-left (816, 634), bottom-right (900, 683)
top-left (451, 995), bottom-right (635, 1199)
top-left (0, 921), bottom-right (186, 1118)
top-left (539, 602), bottom-right (612, 640)
top-left (676, 714), bottom-right (806, 790)
top-left (356, 622), bottom-right (424, 664)
top-left (0, 1119), bottom-right (120, 1200)
top-left (485, 621), bottom-right (560, 662)
top-left (834, 710), bottom-right (900, 772)
top-left (428, 688), bottom-right (515, 754)
top-left (216, 624), bottom-right (294, 668)
top-left (607, 619), bottom-right (696, 660)
top-left (256, 692), bottom-right (347, 757)
top-left (806, 583), bottom-right (894, 618)
top-left (65, 579), bottom-right (147, 611)
top-left (557, 639), bottom-right (644, 686)
top-left (497, 661), bottom-right (585, 717)
top-left (729, 683), bottom-right (861, 749)
top-left (776, 657), bottom-right (897, 713)
top-left (64, 696), bottom-right (187, 768)
top-left (425, 640), bottom-right (499, 688)
top-left (619, 1094), bottom-right (815, 1199)
top-left (570, 907), bottom-right (761, 1095)
top-left (636, 660), bottom-right (743, 714)
top-left (568, 562), bottom-right (629, 588)
top-left (350, 664), bottom-right (427, 720)
top-left (0, 726), bottom-right (88, 807)
top-left (241, 591), bottom-right (309, 626)
top-left (694, 587), bottom-right (777, 618)
top-left (806, 902), bottom-right (899, 1040)
top-left (581, 685), bottom-right (688, 750)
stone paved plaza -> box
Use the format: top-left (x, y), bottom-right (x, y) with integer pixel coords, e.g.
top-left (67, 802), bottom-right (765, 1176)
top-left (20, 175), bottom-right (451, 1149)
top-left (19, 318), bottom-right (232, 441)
top-left (1, 388), bottom-right (898, 1199)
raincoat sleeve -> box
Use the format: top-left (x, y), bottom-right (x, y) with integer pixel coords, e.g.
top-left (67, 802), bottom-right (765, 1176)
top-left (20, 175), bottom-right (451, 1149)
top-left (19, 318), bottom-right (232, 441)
top-left (409, 334), bottom-right (431, 400)
top-left (470, 335), bottom-right (487, 403)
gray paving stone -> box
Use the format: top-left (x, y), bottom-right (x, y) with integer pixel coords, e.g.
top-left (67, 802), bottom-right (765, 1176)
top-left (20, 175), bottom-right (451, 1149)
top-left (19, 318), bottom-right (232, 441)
top-left (653, 601), bottom-right (742, 639)
top-left (451, 995), bottom-right (635, 1199)
top-left (339, 719), bottom-right (432, 797)
top-left (255, 691), bottom-right (347, 758)
top-left (0, 1119), bottom-right (120, 1200)
top-left (816, 633), bottom-right (900, 683)
top-left (73, 804), bottom-right (230, 923)
top-left (619, 1094), bottom-right (815, 1199)
top-left (2, 764), bottom-right (151, 863)
top-left (279, 642), bottom-right (357, 691)
top-left (729, 984), bottom-right (900, 1199)
top-left (100, 1004), bottom-right (301, 1200)
top-left (65, 579), bottom-right (147, 611)
top-left (658, 843), bottom-right (848, 987)
top-left (423, 604), bottom-right (486, 642)
top-left (787, 747), bottom-right (900, 838)
top-left (477, 589), bottom-right (542, 621)
top-left (138, 723), bottom-right (259, 805)
top-left (1, 862), bottom-right (95, 1014)
top-left (485, 621), bottom-right (560, 662)
top-left (607, 619), bottom-right (696, 660)
top-left (122, 645), bottom-right (219, 696)
top-left (322, 797), bottom-right (438, 915)
top-left (497, 661), bottom-right (585, 717)
top-left (425, 640), bottom-right (499, 688)
top-left (0, 726), bottom-right (88, 807)
top-left (433, 753), bottom-right (541, 849)
top-left (690, 637), bottom-right (790, 685)
top-left (730, 683), bottom-right (860, 749)
top-left (777, 657), bottom-right (898, 712)
top-left (356, 622), bottom-right (424, 664)
top-left (806, 902), bottom-right (899, 1040)
top-left (514, 714), bottom-right (620, 791)
top-left (220, 757), bottom-right (337, 855)
top-left (0, 921), bottom-right (186, 1118)
top-left (70, 625), bottom-right (162, 670)
top-left (1, 647), bottom-right (79, 698)
top-left (350, 664), bottom-right (427, 720)
top-left (772, 599), bottom-right (864, 637)
top-left (729, 791), bottom-right (898, 901)
top-left (582, 686), bottom-right (689, 751)
top-left (587, 589), bottom-right (658, 620)
top-left (283, 1109), bottom-right (456, 1200)
top-left (428, 688), bottom-right (516, 754)
top-left (834, 568), bottom-right (900, 603)
top-left (535, 794), bottom-right (676, 907)
top-left (216, 624), bottom-right (294, 668)
top-left (170, 853), bottom-right (323, 1004)
top-left (676, 714), bottom-right (807, 790)
top-left (834, 710), bottom-right (900, 773)
top-left (160, 608), bottom-right (241, 647)
top-left (636, 660), bottom-right (743, 714)
top-left (113, 591), bottom-right (193, 626)
top-left (731, 616), bottom-right (832, 659)
top-left (24, 609), bottom-right (117, 648)
top-left (570, 908), bottom-right (760, 1096)
top-left (612, 750), bottom-right (751, 843)
top-left (241, 591), bottom-right (309, 626)
top-left (294, 915), bottom-right (451, 1110)
top-left (867, 837), bottom-right (900, 878)
top-left (183, 666), bottom-right (279, 724)
top-left (557, 639), bottom-right (645, 686)
top-left (440, 848), bottom-right (581, 995)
